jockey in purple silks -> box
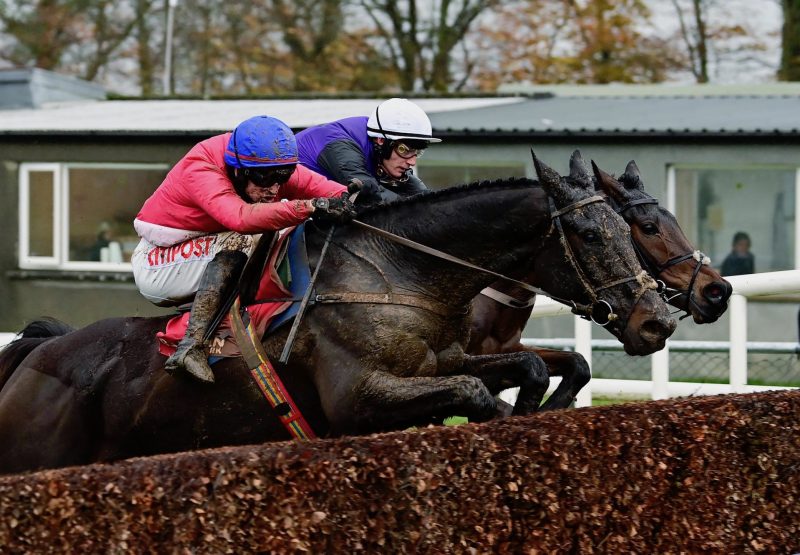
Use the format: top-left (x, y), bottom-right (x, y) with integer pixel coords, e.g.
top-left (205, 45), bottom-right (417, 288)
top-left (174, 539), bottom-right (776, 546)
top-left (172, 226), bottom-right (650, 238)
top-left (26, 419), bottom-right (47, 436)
top-left (296, 98), bottom-right (442, 203)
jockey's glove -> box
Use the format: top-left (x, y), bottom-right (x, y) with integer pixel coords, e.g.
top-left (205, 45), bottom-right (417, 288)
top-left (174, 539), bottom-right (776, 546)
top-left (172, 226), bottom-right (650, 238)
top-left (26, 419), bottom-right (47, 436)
top-left (347, 178), bottom-right (364, 195)
top-left (311, 194), bottom-right (357, 225)
top-left (348, 177), bottom-right (383, 204)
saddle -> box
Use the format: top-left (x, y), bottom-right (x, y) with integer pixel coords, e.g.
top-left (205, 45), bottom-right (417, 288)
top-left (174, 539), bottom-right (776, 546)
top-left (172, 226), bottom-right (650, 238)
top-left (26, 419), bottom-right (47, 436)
top-left (156, 224), bottom-right (311, 358)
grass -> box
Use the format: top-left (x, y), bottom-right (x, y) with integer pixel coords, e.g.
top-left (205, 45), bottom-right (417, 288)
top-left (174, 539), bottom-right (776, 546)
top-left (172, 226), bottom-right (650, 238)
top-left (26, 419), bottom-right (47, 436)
top-left (590, 396), bottom-right (647, 406)
top-left (443, 416), bottom-right (468, 426)
top-left (442, 397), bottom-right (644, 426)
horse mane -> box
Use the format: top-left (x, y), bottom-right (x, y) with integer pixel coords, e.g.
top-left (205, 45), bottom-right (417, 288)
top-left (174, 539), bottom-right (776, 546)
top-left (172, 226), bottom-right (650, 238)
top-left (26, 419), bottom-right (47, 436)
top-left (357, 177), bottom-right (539, 217)
top-left (15, 318), bottom-right (74, 339)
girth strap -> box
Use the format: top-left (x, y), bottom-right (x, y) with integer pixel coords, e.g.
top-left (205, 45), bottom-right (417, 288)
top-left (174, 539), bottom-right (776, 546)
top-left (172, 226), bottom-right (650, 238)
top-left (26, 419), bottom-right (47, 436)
top-left (229, 297), bottom-right (316, 440)
top-left (315, 292), bottom-right (454, 317)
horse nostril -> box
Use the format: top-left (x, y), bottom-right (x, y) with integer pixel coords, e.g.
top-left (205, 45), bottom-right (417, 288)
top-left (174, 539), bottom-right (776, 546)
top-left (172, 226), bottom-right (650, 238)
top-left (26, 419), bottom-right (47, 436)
top-left (703, 281), bottom-right (732, 304)
top-left (641, 319), bottom-right (675, 341)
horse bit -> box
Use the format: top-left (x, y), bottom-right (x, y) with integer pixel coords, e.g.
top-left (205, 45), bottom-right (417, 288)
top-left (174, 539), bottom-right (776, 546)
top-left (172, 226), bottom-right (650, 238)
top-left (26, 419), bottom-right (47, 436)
top-left (614, 197), bottom-right (711, 320)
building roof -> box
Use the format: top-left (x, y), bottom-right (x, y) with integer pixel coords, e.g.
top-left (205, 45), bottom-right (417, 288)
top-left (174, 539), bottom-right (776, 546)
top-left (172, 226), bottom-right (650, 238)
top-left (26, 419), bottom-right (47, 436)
top-left (428, 95), bottom-right (800, 138)
top-left (0, 68), bottom-right (106, 110)
top-left (497, 82), bottom-right (800, 97)
top-left (0, 87), bottom-right (798, 139)
top-left (0, 97), bottom-right (523, 136)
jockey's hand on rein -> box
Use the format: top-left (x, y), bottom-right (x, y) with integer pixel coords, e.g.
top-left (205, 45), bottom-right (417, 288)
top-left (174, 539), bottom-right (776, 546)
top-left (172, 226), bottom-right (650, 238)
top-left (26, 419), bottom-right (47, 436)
top-left (347, 178), bottom-right (364, 195)
top-left (348, 177), bottom-right (382, 203)
top-left (311, 194), bottom-right (357, 225)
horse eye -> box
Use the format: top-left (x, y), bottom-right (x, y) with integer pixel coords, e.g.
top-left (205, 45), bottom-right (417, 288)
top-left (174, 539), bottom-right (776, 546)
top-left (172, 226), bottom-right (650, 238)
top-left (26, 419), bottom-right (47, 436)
top-left (641, 223), bottom-right (659, 235)
top-left (582, 230), bottom-right (599, 243)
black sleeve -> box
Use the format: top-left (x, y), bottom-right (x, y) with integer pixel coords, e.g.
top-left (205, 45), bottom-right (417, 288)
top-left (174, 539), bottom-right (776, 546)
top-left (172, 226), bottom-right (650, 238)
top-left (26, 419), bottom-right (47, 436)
top-left (316, 140), bottom-right (396, 205)
top-left (316, 139), bottom-right (428, 205)
top-left (402, 173), bottom-right (429, 195)
top-left (316, 140), bottom-right (381, 199)
top-left (317, 139), bottom-right (388, 205)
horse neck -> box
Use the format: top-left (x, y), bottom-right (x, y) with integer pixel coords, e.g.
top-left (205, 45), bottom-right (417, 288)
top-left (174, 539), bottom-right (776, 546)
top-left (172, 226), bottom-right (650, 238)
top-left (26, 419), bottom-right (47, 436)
top-left (349, 182), bottom-right (552, 304)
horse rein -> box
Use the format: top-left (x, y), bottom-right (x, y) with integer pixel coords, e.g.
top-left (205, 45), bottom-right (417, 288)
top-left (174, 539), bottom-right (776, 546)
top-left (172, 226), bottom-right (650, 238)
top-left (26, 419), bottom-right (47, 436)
top-left (614, 197), bottom-right (711, 320)
top-left (351, 194), bottom-right (654, 328)
top-left (547, 196), bottom-right (658, 327)
top-left (261, 193), bottom-right (657, 338)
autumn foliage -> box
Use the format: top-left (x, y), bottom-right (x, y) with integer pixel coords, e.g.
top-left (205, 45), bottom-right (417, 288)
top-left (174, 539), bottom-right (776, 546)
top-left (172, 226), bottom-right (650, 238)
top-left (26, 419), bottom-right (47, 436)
top-left (0, 0), bottom-right (783, 94)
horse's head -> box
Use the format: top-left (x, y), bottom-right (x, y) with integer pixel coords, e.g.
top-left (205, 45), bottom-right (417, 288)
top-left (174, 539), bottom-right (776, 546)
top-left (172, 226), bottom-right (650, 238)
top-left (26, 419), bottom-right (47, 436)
top-left (592, 159), bottom-right (732, 324)
top-left (533, 151), bottom-right (676, 355)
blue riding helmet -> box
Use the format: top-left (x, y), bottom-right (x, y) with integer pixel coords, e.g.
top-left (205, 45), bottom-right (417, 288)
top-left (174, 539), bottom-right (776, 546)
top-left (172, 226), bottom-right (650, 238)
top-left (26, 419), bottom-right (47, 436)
top-left (223, 115), bottom-right (298, 168)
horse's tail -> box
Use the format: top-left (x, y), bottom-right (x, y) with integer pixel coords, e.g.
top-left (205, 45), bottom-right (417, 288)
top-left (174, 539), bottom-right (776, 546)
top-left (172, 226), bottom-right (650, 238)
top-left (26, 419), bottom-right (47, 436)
top-left (0, 318), bottom-right (74, 390)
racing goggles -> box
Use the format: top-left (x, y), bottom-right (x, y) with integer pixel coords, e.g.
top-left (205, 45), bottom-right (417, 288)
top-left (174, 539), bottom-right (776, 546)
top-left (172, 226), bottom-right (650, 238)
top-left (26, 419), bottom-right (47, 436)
top-left (393, 141), bottom-right (427, 159)
top-left (242, 164), bottom-right (296, 187)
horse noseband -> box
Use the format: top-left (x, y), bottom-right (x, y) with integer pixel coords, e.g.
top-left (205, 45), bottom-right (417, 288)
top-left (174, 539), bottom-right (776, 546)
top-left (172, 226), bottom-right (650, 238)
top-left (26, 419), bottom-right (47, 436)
top-left (579, 299), bottom-right (618, 327)
top-left (616, 197), bottom-right (711, 319)
top-left (550, 195), bottom-right (656, 329)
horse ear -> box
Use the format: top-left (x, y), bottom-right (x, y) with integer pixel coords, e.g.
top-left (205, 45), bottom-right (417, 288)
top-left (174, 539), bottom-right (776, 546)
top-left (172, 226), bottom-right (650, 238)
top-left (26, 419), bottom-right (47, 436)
top-left (533, 150), bottom-right (573, 204)
top-left (591, 159), bottom-right (625, 200)
top-left (569, 150), bottom-right (593, 187)
top-left (621, 160), bottom-right (644, 191)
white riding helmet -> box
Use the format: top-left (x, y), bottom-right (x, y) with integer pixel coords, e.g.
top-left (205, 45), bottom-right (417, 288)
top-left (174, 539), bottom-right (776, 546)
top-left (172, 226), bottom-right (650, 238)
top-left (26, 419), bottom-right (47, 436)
top-left (366, 98), bottom-right (442, 143)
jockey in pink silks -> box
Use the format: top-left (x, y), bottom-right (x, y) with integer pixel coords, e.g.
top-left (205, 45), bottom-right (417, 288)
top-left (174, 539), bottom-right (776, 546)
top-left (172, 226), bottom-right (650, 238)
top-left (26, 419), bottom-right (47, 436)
top-left (132, 115), bottom-right (352, 383)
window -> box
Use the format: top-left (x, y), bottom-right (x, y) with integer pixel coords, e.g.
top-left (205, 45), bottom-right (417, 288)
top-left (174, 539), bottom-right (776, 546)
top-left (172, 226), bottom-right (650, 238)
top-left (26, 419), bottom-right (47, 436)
top-left (668, 166), bottom-right (798, 275)
top-left (418, 162), bottom-right (527, 190)
top-left (19, 163), bottom-right (169, 271)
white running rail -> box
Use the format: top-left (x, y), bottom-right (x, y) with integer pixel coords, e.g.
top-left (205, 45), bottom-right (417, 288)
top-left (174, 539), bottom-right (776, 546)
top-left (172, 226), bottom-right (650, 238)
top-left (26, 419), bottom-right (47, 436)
top-left (526, 269), bottom-right (800, 407)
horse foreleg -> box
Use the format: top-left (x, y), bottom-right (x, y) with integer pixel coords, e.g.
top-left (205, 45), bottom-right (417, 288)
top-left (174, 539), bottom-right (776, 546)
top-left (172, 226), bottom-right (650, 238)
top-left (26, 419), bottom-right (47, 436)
top-left (479, 342), bottom-right (591, 412)
top-left (456, 352), bottom-right (549, 416)
top-left (531, 348), bottom-right (591, 410)
top-left (352, 371), bottom-right (497, 433)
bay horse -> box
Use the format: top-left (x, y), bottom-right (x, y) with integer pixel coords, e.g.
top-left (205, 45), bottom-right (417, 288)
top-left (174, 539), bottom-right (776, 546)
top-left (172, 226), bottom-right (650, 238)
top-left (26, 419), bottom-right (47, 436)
top-left (468, 152), bottom-right (732, 409)
top-left (0, 154), bottom-right (676, 474)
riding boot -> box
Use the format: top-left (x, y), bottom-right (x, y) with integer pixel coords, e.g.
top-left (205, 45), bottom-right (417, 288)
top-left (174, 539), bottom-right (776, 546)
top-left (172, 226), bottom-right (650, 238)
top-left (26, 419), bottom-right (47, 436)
top-left (164, 250), bottom-right (247, 383)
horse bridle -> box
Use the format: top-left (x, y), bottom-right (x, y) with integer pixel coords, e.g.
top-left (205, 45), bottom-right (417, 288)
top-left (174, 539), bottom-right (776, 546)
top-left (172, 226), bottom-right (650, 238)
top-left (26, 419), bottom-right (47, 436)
top-left (614, 197), bottom-right (710, 320)
top-left (547, 195), bottom-right (657, 327)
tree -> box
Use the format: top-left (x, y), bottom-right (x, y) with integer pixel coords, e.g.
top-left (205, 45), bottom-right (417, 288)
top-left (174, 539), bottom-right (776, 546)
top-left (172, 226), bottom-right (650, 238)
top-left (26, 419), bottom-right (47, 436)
top-left (134, 0), bottom-right (158, 95)
top-left (360, 0), bottom-right (500, 92)
top-left (669, 0), bottom-right (771, 83)
top-left (671, 0), bottom-right (710, 82)
top-left (0, 0), bottom-right (160, 93)
top-left (780, 0), bottom-right (800, 80)
top-left (269, 0), bottom-right (345, 91)
top-left (471, 0), bottom-right (681, 89)
top-left (566, 0), bottom-right (677, 83)
top-left (0, 0), bottom-right (87, 69)
top-left (79, 1), bottom-right (147, 82)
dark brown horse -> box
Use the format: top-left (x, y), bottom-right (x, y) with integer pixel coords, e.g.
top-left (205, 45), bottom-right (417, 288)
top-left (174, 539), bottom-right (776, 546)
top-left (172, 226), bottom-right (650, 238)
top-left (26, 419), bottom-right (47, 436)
top-left (0, 154), bottom-right (676, 474)
top-left (468, 152), bottom-right (732, 409)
